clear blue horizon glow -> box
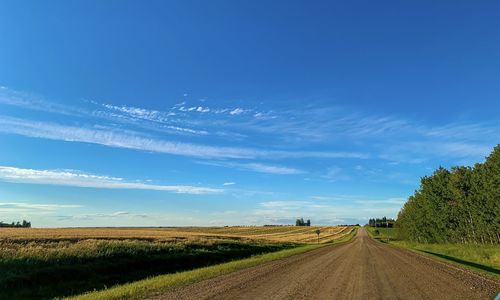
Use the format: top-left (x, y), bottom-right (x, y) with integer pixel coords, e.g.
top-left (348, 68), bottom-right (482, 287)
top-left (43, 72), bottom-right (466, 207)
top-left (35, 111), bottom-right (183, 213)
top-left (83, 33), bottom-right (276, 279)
top-left (0, 1), bottom-right (499, 227)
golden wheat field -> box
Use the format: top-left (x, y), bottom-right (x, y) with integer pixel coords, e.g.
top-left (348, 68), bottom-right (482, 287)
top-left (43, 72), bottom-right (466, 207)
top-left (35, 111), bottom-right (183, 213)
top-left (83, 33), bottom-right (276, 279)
top-left (0, 225), bottom-right (354, 244)
top-left (3, 226), bottom-right (359, 299)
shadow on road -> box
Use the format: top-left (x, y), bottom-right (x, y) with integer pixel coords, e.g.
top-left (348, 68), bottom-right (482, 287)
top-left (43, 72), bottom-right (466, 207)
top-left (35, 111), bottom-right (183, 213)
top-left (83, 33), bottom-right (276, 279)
top-left (420, 250), bottom-right (500, 275)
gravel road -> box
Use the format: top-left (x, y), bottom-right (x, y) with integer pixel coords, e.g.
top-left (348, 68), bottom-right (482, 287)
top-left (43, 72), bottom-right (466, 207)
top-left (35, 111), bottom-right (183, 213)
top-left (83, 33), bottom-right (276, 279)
top-left (154, 228), bottom-right (500, 300)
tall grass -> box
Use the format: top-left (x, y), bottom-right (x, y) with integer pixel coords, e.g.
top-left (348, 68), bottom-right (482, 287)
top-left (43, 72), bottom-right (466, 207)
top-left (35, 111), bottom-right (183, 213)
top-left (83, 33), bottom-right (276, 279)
top-left (365, 226), bottom-right (500, 276)
top-left (392, 241), bottom-right (500, 274)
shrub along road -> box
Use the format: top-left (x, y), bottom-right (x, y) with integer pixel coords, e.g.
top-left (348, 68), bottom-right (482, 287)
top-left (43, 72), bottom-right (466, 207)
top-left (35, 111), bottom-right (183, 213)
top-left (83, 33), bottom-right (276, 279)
top-left (154, 228), bottom-right (499, 300)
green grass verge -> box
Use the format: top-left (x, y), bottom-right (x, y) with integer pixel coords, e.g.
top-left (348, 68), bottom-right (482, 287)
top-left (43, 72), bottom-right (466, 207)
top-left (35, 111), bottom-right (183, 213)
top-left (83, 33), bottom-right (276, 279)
top-left (391, 241), bottom-right (500, 278)
top-left (365, 226), bottom-right (500, 278)
top-left (364, 226), bottom-right (397, 241)
top-left (69, 227), bottom-right (358, 300)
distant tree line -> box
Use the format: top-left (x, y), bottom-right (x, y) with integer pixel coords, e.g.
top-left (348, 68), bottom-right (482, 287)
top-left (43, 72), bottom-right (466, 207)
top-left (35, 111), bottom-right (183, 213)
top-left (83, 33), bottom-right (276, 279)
top-left (396, 145), bottom-right (500, 244)
top-left (0, 220), bottom-right (31, 228)
top-left (368, 217), bottom-right (395, 228)
top-left (295, 218), bottom-right (311, 226)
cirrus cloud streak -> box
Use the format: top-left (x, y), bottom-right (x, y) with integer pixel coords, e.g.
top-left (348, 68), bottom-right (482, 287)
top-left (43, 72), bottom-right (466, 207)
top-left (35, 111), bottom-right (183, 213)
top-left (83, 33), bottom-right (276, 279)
top-left (0, 116), bottom-right (368, 160)
top-left (0, 166), bottom-right (222, 194)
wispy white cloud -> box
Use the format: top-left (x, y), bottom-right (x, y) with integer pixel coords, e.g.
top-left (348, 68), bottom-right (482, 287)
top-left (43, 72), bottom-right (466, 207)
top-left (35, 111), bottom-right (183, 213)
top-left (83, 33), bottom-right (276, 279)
top-left (197, 161), bottom-right (304, 175)
top-left (252, 195), bottom-right (406, 224)
top-left (56, 211), bottom-right (149, 220)
top-left (229, 108), bottom-right (246, 115)
top-left (323, 166), bottom-right (343, 180)
top-left (165, 126), bottom-right (208, 135)
top-left (0, 89), bottom-right (211, 138)
top-left (215, 106), bottom-right (413, 143)
top-left (237, 163), bottom-right (303, 175)
top-left (0, 116), bottom-right (257, 159)
top-left (422, 123), bottom-right (499, 141)
top-left (259, 201), bottom-right (324, 209)
top-left (1, 87), bottom-right (497, 168)
top-left (101, 103), bottom-right (169, 123)
top-left (98, 101), bottom-right (499, 163)
top-left (380, 141), bottom-right (493, 164)
top-left (0, 88), bottom-right (383, 144)
top-left (424, 142), bottom-right (491, 157)
top-left (0, 202), bottom-right (82, 211)
top-left (178, 106), bottom-right (211, 113)
top-left (99, 100), bottom-right (411, 144)
top-left (223, 182), bottom-right (235, 186)
top-left (2, 86), bottom-right (498, 146)
top-left (0, 87), bottom-right (86, 116)
top-left (196, 106), bottom-right (210, 113)
top-left (0, 166), bottom-right (222, 194)
top-left (252, 200), bottom-right (333, 224)
top-left (354, 197), bottom-right (406, 205)
top-left (0, 116), bottom-right (367, 160)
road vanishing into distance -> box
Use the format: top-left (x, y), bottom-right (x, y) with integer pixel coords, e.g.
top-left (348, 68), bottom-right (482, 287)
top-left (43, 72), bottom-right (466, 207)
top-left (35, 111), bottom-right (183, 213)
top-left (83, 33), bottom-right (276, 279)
top-left (156, 228), bottom-right (499, 300)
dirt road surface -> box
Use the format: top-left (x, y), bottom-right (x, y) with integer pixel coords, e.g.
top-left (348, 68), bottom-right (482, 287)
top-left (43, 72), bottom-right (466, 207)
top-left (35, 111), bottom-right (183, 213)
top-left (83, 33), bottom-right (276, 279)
top-left (155, 228), bottom-right (500, 300)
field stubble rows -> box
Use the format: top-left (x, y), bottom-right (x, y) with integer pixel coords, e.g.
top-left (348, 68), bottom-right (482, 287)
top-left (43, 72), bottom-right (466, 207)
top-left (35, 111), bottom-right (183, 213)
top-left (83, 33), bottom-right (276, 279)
top-left (0, 225), bottom-right (352, 243)
top-left (0, 226), bottom-right (353, 299)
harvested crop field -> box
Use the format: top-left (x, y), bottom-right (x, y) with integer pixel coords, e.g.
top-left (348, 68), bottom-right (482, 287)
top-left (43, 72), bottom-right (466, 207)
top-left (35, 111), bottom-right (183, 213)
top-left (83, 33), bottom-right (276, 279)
top-left (0, 226), bottom-right (353, 299)
top-left (0, 225), bottom-right (353, 243)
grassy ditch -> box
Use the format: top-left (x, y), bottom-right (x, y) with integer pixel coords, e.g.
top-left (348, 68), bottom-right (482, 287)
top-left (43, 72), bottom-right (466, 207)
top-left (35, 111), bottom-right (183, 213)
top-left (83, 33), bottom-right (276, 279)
top-left (365, 226), bottom-right (500, 277)
top-left (70, 227), bottom-right (358, 300)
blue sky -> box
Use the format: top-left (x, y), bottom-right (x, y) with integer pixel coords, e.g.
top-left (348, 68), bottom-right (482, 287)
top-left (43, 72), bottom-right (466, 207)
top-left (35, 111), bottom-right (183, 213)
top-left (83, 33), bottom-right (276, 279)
top-left (0, 1), bottom-right (499, 227)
